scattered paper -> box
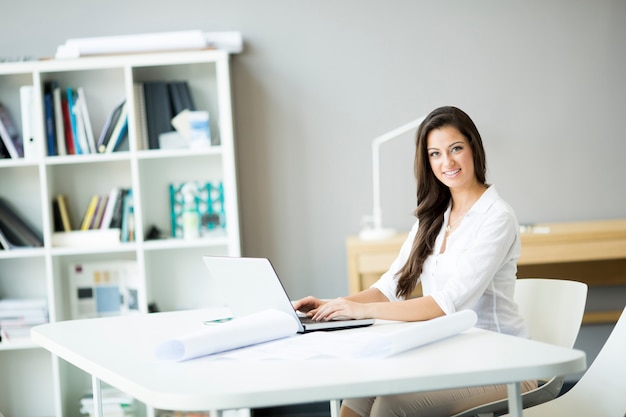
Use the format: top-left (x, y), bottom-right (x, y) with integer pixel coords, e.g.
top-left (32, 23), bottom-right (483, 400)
top-left (214, 309), bottom-right (478, 361)
top-left (156, 309), bottom-right (478, 362)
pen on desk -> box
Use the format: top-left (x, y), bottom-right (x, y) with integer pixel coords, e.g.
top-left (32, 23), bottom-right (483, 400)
top-left (202, 317), bottom-right (233, 325)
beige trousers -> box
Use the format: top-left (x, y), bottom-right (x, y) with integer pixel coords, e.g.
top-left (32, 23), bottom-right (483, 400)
top-left (342, 380), bottom-right (538, 417)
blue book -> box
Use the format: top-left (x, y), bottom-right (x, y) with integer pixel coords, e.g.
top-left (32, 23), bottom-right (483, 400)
top-left (44, 92), bottom-right (56, 156)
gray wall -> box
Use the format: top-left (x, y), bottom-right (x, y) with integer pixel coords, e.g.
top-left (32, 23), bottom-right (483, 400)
top-left (3, 0), bottom-right (625, 300)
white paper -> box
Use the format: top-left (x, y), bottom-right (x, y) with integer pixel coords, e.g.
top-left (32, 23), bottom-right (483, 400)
top-left (155, 309), bottom-right (298, 361)
top-left (352, 309), bottom-right (478, 358)
top-left (213, 309), bottom-right (478, 361)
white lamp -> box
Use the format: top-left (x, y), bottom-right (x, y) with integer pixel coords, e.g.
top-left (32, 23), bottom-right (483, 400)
top-left (359, 115), bottom-right (426, 240)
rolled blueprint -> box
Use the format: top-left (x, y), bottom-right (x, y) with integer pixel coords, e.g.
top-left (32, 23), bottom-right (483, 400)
top-left (155, 309), bottom-right (298, 361)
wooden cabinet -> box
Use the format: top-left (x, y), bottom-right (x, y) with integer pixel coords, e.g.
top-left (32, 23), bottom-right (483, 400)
top-left (346, 219), bottom-right (626, 323)
top-left (0, 50), bottom-right (240, 417)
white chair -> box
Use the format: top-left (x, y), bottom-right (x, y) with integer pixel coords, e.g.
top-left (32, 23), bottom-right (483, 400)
top-left (451, 278), bottom-right (588, 417)
top-left (502, 304), bottom-right (626, 417)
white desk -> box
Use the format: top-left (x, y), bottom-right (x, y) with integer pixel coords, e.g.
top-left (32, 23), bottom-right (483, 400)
top-left (32, 309), bottom-right (586, 417)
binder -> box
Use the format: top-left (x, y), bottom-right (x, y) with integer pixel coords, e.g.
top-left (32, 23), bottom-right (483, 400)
top-left (20, 85), bottom-right (39, 160)
top-left (143, 82), bottom-right (172, 149)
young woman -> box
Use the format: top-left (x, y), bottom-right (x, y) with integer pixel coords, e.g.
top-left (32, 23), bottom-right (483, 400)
top-left (293, 106), bottom-right (536, 416)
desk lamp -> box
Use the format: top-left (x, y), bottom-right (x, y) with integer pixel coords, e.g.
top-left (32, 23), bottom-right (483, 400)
top-left (359, 115), bottom-right (426, 240)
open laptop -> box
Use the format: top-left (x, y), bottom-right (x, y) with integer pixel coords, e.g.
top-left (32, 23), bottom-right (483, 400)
top-left (202, 256), bottom-right (375, 333)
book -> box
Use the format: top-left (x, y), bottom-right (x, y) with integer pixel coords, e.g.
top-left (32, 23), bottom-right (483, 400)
top-left (91, 194), bottom-right (108, 229)
top-left (56, 194), bottom-right (72, 231)
top-left (66, 87), bottom-right (81, 154)
top-left (97, 99), bottom-right (125, 153)
top-left (43, 81), bottom-right (57, 156)
top-left (133, 83), bottom-right (149, 151)
top-left (76, 87), bottom-right (96, 153)
top-left (104, 102), bottom-right (129, 153)
top-left (0, 138), bottom-right (9, 159)
top-left (79, 195), bottom-right (100, 231)
top-left (120, 189), bottom-right (134, 242)
top-left (0, 298), bottom-right (47, 311)
top-left (143, 81), bottom-right (173, 149)
top-left (0, 307), bottom-right (48, 326)
top-left (52, 198), bottom-right (64, 232)
top-left (0, 224), bottom-right (14, 249)
top-left (20, 85), bottom-right (40, 160)
top-left (0, 102), bottom-right (24, 158)
top-left (52, 86), bottom-right (67, 156)
top-left (99, 188), bottom-right (120, 229)
top-left (0, 197), bottom-right (43, 248)
top-left (0, 298), bottom-right (48, 333)
top-left (168, 81), bottom-right (196, 116)
top-left (61, 97), bottom-right (76, 154)
top-left (72, 91), bottom-right (91, 154)
top-left (88, 195), bottom-right (102, 229)
top-left (109, 189), bottom-right (128, 230)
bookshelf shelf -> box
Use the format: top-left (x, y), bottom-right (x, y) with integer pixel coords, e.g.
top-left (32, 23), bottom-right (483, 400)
top-left (0, 50), bottom-right (241, 417)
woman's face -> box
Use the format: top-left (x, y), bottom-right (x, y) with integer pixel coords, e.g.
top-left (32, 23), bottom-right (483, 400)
top-left (426, 126), bottom-right (477, 191)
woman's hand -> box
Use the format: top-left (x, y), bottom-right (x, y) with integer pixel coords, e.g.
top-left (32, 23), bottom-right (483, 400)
top-left (292, 296), bottom-right (327, 316)
top-left (310, 297), bottom-right (370, 321)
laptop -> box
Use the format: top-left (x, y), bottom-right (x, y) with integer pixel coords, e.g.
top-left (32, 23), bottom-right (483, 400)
top-left (202, 256), bottom-right (375, 333)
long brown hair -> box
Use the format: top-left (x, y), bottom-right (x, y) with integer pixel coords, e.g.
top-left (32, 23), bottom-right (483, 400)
top-left (395, 106), bottom-right (487, 298)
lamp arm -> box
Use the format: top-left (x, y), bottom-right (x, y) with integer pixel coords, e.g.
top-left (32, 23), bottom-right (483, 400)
top-left (370, 116), bottom-right (425, 231)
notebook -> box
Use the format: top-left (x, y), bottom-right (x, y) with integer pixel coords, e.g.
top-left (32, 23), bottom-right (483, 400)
top-left (202, 256), bottom-right (375, 333)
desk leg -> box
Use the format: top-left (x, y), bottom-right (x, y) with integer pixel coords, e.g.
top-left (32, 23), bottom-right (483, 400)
top-left (92, 375), bottom-right (103, 417)
top-left (330, 399), bottom-right (341, 417)
top-left (506, 382), bottom-right (523, 417)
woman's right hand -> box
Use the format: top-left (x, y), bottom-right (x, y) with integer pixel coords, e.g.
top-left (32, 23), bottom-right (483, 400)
top-left (292, 296), bottom-right (327, 316)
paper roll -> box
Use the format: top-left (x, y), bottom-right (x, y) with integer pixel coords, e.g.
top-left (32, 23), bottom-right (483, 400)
top-left (355, 309), bottom-right (478, 358)
top-left (155, 309), bottom-right (299, 361)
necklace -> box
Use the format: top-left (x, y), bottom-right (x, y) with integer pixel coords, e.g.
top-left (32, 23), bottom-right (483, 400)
top-left (445, 210), bottom-right (469, 234)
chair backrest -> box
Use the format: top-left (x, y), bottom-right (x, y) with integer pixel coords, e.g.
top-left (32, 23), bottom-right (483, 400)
top-left (506, 305), bottom-right (626, 417)
top-left (514, 278), bottom-right (588, 348)
top-left (449, 278), bottom-right (589, 417)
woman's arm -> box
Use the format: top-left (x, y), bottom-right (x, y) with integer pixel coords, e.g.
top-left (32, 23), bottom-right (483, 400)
top-left (312, 292), bottom-right (444, 322)
top-left (292, 287), bottom-right (389, 316)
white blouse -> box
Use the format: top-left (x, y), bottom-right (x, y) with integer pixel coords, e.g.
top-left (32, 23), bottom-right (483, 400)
top-left (371, 186), bottom-right (527, 337)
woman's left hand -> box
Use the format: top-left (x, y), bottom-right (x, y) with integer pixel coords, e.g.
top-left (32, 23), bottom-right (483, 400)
top-left (311, 297), bottom-right (370, 321)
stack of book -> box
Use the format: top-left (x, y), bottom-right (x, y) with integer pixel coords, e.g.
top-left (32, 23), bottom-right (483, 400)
top-left (38, 81), bottom-right (128, 156)
top-left (51, 188), bottom-right (133, 247)
top-left (0, 298), bottom-right (48, 344)
top-left (79, 387), bottom-right (134, 417)
top-left (135, 80), bottom-right (203, 150)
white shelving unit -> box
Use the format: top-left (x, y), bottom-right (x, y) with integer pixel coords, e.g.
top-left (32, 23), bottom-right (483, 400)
top-left (0, 50), bottom-right (241, 417)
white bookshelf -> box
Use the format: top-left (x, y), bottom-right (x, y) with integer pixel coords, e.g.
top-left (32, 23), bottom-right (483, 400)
top-left (0, 50), bottom-right (241, 417)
